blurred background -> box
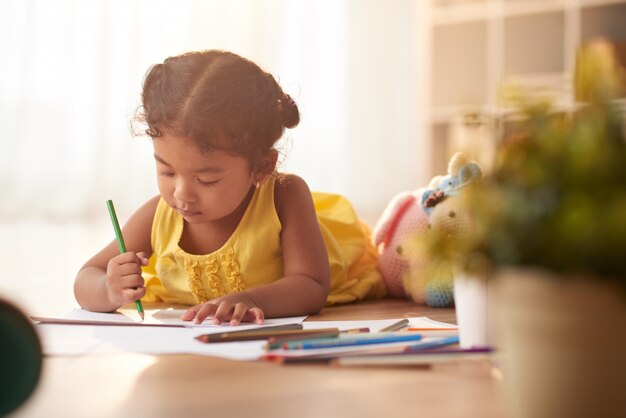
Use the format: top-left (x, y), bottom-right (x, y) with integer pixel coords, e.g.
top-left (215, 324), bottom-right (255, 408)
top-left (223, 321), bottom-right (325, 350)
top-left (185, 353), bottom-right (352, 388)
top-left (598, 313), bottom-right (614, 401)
top-left (1, 0), bottom-right (625, 314)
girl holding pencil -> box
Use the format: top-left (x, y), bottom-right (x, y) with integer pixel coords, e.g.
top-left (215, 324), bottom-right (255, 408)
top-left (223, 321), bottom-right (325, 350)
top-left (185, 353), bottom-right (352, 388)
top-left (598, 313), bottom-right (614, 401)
top-left (74, 50), bottom-right (386, 325)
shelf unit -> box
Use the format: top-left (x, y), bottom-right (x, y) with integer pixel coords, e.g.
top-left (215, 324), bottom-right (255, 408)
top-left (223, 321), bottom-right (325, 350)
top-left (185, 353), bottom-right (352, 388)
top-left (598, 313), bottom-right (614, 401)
top-left (427, 0), bottom-right (626, 174)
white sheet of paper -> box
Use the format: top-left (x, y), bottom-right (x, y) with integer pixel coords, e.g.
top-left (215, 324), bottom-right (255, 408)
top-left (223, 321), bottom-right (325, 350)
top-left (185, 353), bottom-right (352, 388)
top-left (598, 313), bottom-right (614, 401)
top-left (35, 316), bottom-right (457, 360)
top-left (36, 324), bottom-right (268, 360)
top-left (32, 308), bottom-right (307, 329)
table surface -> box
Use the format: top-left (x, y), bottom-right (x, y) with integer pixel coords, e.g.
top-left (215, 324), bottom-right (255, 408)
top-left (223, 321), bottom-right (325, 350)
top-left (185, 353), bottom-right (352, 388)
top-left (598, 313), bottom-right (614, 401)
top-left (12, 299), bottom-right (509, 418)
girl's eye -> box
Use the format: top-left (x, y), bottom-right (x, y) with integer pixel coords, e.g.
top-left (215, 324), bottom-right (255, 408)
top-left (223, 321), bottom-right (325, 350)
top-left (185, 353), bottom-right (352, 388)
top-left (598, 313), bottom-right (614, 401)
top-left (157, 170), bottom-right (175, 177)
top-left (198, 179), bottom-right (219, 187)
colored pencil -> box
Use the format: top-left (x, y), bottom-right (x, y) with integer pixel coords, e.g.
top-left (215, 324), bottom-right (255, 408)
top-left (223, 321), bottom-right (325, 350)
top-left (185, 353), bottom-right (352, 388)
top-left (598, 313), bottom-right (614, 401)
top-left (264, 336), bottom-right (458, 363)
top-left (341, 327), bottom-right (370, 334)
top-left (265, 330), bottom-right (341, 350)
top-left (332, 346), bottom-right (493, 367)
top-left (280, 331), bottom-right (406, 349)
top-left (278, 356), bottom-right (335, 365)
top-left (402, 330), bottom-right (459, 338)
top-left (378, 318), bottom-right (409, 332)
top-left (194, 323), bottom-right (305, 343)
top-left (407, 327), bottom-right (459, 331)
top-left (106, 199), bottom-right (144, 321)
top-left (285, 333), bottom-right (423, 350)
top-left (402, 335), bottom-right (460, 352)
top-left (264, 328), bottom-right (369, 350)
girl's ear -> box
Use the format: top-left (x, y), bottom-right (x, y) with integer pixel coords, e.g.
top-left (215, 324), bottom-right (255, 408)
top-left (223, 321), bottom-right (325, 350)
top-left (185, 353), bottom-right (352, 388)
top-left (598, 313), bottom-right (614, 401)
top-left (253, 150), bottom-right (279, 184)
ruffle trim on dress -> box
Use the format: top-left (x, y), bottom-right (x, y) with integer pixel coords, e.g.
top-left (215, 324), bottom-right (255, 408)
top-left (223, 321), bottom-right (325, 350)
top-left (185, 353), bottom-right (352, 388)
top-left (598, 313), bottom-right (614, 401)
top-left (184, 258), bottom-right (210, 303)
top-left (205, 256), bottom-right (227, 300)
top-left (221, 247), bottom-right (246, 293)
top-left (183, 247), bottom-right (245, 302)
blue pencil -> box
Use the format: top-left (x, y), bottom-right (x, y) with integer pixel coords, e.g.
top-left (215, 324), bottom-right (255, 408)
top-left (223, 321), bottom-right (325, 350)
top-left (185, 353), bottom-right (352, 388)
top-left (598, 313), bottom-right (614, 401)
top-left (288, 333), bottom-right (423, 350)
top-left (403, 335), bottom-right (460, 352)
top-left (279, 332), bottom-right (385, 350)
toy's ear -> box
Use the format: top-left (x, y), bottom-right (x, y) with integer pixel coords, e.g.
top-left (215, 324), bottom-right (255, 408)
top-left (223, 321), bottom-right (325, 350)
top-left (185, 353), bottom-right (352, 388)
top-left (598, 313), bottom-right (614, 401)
top-left (448, 152), bottom-right (467, 176)
top-left (458, 162), bottom-right (483, 185)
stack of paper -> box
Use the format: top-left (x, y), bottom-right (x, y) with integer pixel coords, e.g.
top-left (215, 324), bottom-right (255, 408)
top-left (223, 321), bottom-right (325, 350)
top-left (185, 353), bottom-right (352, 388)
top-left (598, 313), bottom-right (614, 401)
top-left (31, 309), bottom-right (484, 365)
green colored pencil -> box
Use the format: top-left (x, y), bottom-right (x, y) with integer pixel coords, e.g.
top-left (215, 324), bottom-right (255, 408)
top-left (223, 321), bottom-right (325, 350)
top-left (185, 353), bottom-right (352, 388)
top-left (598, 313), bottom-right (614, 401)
top-left (106, 200), bottom-right (145, 321)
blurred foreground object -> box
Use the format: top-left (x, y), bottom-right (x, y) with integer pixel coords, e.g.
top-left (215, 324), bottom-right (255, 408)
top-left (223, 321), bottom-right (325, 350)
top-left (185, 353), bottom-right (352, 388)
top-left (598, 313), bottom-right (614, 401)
top-left (0, 298), bottom-right (42, 416)
top-left (463, 38), bottom-right (626, 283)
top-left (453, 40), bottom-right (626, 418)
top-left (575, 37), bottom-right (626, 103)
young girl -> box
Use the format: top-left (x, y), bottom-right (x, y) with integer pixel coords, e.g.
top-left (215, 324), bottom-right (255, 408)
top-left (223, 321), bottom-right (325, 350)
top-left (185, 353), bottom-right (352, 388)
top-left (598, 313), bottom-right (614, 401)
top-left (74, 50), bottom-right (386, 325)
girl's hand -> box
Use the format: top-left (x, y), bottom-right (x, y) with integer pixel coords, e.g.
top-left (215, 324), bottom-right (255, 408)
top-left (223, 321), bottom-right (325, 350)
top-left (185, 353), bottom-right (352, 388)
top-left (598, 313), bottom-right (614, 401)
top-left (105, 252), bottom-right (149, 306)
top-left (181, 293), bottom-right (264, 326)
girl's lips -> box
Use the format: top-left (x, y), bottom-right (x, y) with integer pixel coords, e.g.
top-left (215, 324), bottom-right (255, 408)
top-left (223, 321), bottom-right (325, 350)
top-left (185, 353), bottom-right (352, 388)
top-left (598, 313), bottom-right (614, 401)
top-left (177, 208), bottom-right (202, 217)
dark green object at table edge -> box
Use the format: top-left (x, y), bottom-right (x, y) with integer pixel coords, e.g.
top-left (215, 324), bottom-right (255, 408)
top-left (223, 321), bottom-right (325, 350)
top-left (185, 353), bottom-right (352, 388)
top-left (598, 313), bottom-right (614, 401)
top-left (0, 298), bottom-right (42, 415)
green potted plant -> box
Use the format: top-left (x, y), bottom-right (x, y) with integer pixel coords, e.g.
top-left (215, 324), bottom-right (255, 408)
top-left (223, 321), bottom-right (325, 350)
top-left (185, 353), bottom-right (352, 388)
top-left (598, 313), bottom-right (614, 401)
top-left (455, 40), bottom-right (626, 418)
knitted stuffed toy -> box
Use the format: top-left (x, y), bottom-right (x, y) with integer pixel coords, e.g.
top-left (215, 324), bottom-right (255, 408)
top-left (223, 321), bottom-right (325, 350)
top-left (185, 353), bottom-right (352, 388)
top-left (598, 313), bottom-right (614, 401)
top-left (373, 153), bottom-right (482, 306)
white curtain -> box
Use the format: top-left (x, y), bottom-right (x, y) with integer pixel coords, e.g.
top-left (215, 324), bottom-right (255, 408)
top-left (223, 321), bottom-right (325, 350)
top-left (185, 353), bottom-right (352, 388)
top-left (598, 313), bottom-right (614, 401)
top-left (0, 0), bottom-right (429, 225)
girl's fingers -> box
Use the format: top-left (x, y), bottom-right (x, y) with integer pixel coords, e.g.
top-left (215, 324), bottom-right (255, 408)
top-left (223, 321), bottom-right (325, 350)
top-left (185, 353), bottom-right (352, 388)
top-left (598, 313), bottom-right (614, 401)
top-left (114, 252), bottom-right (141, 265)
top-left (181, 299), bottom-right (263, 325)
top-left (229, 303), bottom-right (250, 326)
top-left (113, 270), bottom-right (144, 289)
top-left (211, 302), bottom-right (234, 325)
top-left (122, 287), bottom-right (146, 303)
top-left (118, 262), bottom-right (144, 276)
top-left (180, 304), bottom-right (203, 321)
top-left (180, 304), bottom-right (202, 321)
top-left (194, 302), bottom-right (221, 324)
top-left (121, 275), bottom-right (145, 289)
top-left (244, 307), bottom-right (265, 325)
top-left (136, 252), bottom-right (150, 265)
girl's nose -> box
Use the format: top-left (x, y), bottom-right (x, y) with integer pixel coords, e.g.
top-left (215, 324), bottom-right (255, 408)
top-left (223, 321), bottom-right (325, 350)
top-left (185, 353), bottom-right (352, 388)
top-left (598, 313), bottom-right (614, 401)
top-left (173, 179), bottom-right (196, 204)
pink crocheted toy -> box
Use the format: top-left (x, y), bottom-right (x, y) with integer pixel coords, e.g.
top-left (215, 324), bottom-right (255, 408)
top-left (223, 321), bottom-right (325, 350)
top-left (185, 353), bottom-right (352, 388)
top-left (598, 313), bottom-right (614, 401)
top-left (373, 153), bottom-right (482, 306)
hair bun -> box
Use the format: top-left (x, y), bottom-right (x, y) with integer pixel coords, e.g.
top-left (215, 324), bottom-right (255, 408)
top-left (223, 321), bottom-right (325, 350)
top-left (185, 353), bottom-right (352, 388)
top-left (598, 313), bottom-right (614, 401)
top-left (279, 94), bottom-right (300, 129)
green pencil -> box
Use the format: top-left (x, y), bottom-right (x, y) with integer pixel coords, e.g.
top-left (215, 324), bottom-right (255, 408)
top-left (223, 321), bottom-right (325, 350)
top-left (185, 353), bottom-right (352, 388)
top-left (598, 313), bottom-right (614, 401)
top-left (106, 200), bottom-right (145, 321)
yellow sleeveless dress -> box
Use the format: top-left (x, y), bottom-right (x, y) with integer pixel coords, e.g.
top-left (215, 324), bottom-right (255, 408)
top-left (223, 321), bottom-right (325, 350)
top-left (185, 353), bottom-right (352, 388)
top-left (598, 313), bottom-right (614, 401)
top-left (141, 175), bottom-right (386, 306)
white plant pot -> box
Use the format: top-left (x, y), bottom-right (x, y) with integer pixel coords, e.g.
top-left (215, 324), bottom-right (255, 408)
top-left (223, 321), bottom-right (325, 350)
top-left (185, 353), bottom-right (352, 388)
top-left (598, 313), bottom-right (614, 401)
top-left (496, 268), bottom-right (626, 418)
top-left (453, 267), bottom-right (493, 348)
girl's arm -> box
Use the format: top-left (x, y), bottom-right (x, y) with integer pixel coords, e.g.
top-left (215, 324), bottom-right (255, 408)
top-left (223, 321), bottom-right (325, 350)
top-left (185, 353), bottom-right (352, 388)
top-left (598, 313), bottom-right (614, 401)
top-left (74, 196), bottom-right (160, 312)
top-left (245, 174), bottom-right (330, 316)
top-left (182, 174), bottom-right (330, 324)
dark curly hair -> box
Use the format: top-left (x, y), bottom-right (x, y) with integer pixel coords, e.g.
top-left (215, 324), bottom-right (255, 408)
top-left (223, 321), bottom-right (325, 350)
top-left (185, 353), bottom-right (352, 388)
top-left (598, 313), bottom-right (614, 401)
top-left (135, 50), bottom-right (299, 162)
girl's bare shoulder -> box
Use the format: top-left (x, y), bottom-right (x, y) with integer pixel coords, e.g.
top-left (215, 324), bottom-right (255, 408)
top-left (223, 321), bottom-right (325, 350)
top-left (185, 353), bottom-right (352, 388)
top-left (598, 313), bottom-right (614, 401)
top-left (127, 195), bottom-right (161, 225)
top-left (120, 195), bottom-right (162, 249)
top-left (273, 173), bottom-right (313, 215)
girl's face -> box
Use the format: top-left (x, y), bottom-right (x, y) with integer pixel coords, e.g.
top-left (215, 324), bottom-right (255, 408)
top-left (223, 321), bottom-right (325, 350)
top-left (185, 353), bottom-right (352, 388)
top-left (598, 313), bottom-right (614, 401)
top-left (152, 133), bottom-right (255, 224)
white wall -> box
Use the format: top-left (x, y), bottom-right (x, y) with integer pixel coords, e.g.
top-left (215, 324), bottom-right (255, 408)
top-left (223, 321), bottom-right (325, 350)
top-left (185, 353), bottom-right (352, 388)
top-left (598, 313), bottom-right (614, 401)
top-left (0, 0), bottom-right (430, 312)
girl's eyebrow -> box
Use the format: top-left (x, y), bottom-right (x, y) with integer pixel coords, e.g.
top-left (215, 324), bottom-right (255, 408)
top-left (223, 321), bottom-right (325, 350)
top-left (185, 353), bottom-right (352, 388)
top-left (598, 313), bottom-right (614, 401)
top-left (153, 153), bottom-right (171, 166)
top-left (195, 166), bottom-right (225, 173)
top-left (153, 153), bottom-right (224, 173)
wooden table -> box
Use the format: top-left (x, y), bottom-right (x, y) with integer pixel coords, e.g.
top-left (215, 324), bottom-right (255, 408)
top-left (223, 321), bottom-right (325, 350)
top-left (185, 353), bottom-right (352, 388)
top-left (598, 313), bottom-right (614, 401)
top-left (13, 299), bottom-right (509, 418)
